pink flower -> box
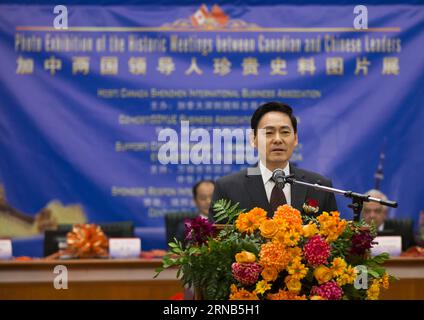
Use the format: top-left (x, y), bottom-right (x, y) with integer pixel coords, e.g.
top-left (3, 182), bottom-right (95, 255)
top-left (311, 281), bottom-right (343, 300)
top-left (231, 262), bottom-right (262, 286)
top-left (304, 235), bottom-right (331, 266)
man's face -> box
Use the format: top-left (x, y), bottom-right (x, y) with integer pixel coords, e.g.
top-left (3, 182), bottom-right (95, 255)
top-left (194, 182), bottom-right (215, 216)
top-left (362, 202), bottom-right (387, 228)
top-left (252, 111), bottom-right (298, 170)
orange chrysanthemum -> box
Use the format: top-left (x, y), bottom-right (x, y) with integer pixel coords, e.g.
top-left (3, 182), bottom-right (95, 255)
top-left (273, 204), bottom-right (303, 227)
top-left (266, 289), bottom-right (307, 300)
top-left (229, 284), bottom-right (259, 300)
top-left (259, 241), bottom-right (291, 272)
top-left (235, 207), bottom-right (267, 234)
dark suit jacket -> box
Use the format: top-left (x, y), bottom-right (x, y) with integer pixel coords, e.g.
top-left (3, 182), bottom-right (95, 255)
top-left (379, 219), bottom-right (416, 251)
top-left (209, 164), bottom-right (338, 220)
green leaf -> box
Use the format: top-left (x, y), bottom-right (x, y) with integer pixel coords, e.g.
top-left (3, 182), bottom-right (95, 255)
top-left (368, 270), bottom-right (380, 278)
top-left (154, 267), bottom-right (164, 278)
top-left (168, 242), bottom-right (178, 248)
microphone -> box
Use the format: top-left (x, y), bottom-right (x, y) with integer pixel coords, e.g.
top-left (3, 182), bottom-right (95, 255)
top-left (272, 168), bottom-right (287, 189)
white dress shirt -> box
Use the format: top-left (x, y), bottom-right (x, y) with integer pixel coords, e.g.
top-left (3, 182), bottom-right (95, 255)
top-left (259, 161), bottom-right (291, 206)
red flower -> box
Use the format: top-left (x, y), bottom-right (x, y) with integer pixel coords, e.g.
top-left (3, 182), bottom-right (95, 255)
top-left (304, 235), bottom-right (331, 266)
top-left (306, 199), bottom-right (318, 208)
top-left (231, 262), bottom-right (262, 286)
top-left (350, 231), bottom-right (374, 256)
top-left (311, 281), bottom-right (343, 300)
top-left (169, 292), bottom-right (184, 300)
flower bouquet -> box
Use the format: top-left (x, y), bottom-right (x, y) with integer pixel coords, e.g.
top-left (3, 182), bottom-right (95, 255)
top-left (156, 199), bottom-right (395, 300)
top-left (60, 224), bottom-right (108, 259)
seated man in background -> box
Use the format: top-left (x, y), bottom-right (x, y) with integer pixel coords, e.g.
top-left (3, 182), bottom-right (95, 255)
top-left (192, 180), bottom-right (215, 218)
top-left (362, 189), bottom-right (416, 251)
top-left (172, 180), bottom-right (215, 242)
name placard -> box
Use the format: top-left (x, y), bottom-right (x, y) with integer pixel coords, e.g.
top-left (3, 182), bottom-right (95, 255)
top-left (371, 236), bottom-right (402, 257)
top-left (0, 240), bottom-right (12, 260)
top-left (109, 238), bottom-right (141, 259)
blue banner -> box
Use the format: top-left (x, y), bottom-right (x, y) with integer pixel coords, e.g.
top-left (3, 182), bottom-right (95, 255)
top-left (0, 4), bottom-right (423, 241)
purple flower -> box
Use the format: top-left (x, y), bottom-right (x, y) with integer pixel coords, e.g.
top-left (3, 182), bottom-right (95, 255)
top-left (350, 231), bottom-right (374, 256)
top-left (184, 216), bottom-right (216, 245)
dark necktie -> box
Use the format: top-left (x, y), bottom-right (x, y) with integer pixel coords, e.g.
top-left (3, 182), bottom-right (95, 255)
top-left (269, 178), bottom-right (287, 213)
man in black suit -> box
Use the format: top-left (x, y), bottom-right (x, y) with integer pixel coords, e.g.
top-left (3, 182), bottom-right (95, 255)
top-left (209, 101), bottom-right (338, 219)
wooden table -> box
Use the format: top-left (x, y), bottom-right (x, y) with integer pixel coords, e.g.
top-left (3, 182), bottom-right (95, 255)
top-left (380, 257), bottom-right (424, 300)
top-left (0, 258), bottom-right (182, 300)
top-left (0, 257), bottom-right (423, 299)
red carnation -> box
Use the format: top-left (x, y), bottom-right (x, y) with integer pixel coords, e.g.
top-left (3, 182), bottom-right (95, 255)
top-left (231, 262), bottom-right (262, 286)
top-left (304, 235), bottom-right (331, 266)
top-left (311, 281), bottom-right (343, 300)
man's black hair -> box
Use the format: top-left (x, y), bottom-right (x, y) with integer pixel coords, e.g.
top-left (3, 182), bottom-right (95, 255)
top-left (251, 101), bottom-right (297, 135)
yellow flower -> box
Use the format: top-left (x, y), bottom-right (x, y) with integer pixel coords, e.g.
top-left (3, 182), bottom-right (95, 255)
top-left (273, 230), bottom-right (286, 244)
top-left (303, 222), bottom-right (318, 238)
top-left (261, 267), bottom-right (279, 282)
top-left (274, 229), bottom-right (301, 247)
top-left (287, 247), bottom-right (303, 260)
top-left (310, 295), bottom-right (326, 300)
top-left (285, 275), bottom-right (302, 293)
top-left (287, 258), bottom-right (308, 280)
top-left (380, 273), bottom-right (390, 290)
top-left (259, 219), bottom-right (279, 238)
top-left (317, 211), bottom-right (347, 242)
top-left (230, 284), bottom-right (237, 293)
top-left (366, 279), bottom-right (381, 300)
top-left (336, 265), bottom-right (357, 286)
top-left (331, 257), bottom-right (347, 277)
top-left (235, 251), bottom-right (256, 263)
top-left (254, 280), bottom-right (271, 295)
top-left (314, 265), bottom-right (333, 284)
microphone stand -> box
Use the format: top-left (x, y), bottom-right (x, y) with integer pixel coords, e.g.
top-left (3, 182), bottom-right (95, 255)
top-left (276, 174), bottom-right (398, 222)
